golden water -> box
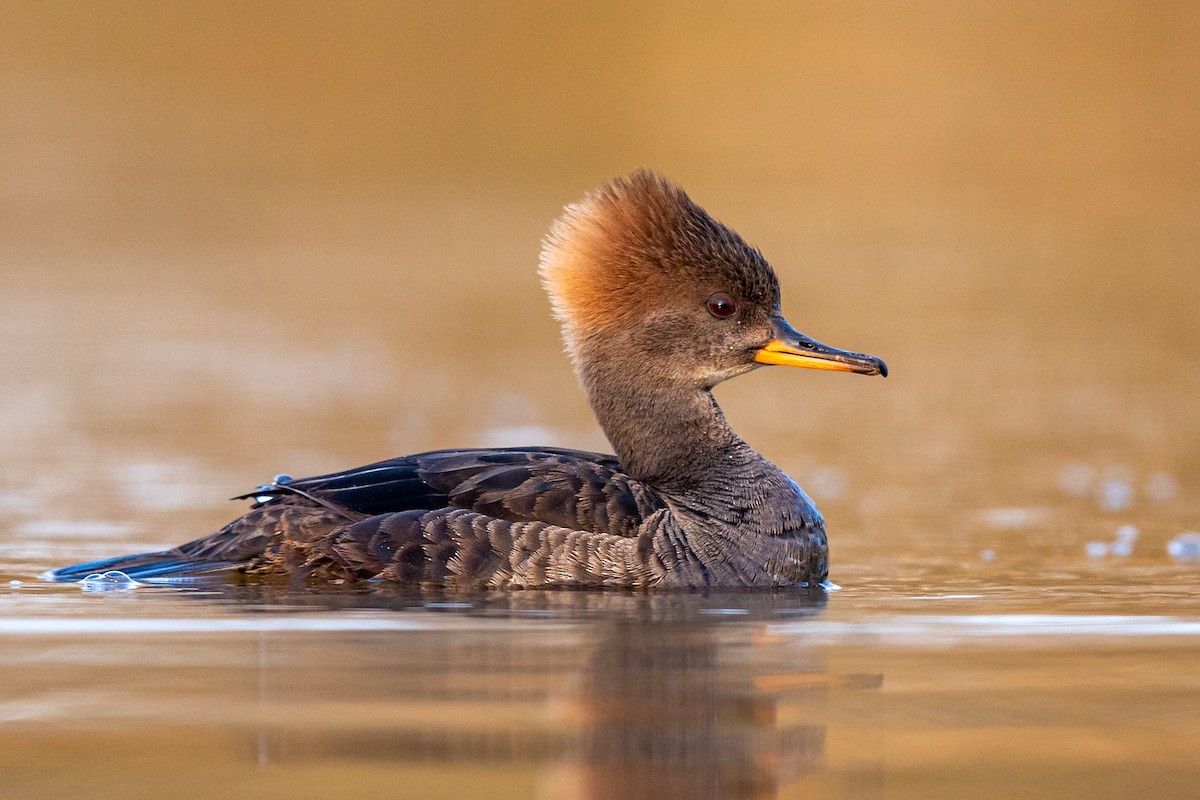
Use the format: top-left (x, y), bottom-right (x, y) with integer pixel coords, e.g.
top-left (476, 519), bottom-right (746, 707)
top-left (2, 3), bottom-right (1199, 798)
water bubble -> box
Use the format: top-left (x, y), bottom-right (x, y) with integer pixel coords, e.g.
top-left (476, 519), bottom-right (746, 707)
top-left (1115, 524), bottom-right (1139, 541)
top-left (1144, 472), bottom-right (1179, 503)
top-left (80, 570), bottom-right (139, 591)
top-left (1096, 479), bottom-right (1133, 512)
top-left (1057, 464), bottom-right (1094, 496)
top-left (250, 474), bottom-right (294, 503)
top-left (1080, 525), bottom-right (1141, 559)
top-left (980, 549), bottom-right (996, 561)
top-left (1167, 532), bottom-right (1200, 562)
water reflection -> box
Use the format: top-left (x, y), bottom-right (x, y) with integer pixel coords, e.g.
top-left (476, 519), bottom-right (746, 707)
top-left (5, 576), bottom-right (1200, 798)
top-left (555, 613), bottom-right (823, 800)
top-left (180, 587), bottom-right (843, 799)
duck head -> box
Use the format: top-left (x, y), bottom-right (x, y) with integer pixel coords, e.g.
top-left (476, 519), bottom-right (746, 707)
top-left (539, 170), bottom-right (887, 392)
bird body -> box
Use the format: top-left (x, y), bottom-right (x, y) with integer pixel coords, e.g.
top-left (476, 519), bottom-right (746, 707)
top-left (49, 172), bottom-right (885, 590)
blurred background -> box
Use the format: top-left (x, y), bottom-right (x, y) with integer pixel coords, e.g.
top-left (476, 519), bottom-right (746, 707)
top-left (1, 0), bottom-right (1197, 564)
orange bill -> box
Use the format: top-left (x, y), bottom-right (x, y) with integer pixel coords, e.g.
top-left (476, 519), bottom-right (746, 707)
top-left (754, 316), bottom-right (887, 377)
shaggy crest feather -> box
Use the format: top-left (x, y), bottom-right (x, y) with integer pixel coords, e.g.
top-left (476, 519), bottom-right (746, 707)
top-left (538, 170), bottom-right (778, 369)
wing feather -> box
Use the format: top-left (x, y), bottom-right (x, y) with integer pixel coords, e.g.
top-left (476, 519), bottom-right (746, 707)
top-left (252, 447), bottom-right (663, 538)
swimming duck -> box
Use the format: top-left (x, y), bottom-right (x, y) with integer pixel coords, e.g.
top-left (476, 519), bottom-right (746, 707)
top-left (50, 171), bottom-right (886, 589)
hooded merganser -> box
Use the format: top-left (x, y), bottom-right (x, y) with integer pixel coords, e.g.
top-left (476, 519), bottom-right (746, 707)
top-left (49, 171), bottom-right (886, 589)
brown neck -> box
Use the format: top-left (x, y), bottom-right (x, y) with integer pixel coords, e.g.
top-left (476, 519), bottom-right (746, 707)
top-left (576, 348), bottom-right (755, 493)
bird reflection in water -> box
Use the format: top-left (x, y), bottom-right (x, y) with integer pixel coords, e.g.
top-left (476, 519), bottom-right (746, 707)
top-left (541, 608), bottom-right (825, 799)
top-left (187, 586), bottom-right (879, 799)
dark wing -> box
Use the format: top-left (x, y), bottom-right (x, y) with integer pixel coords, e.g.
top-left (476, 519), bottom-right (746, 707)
top-left (242, 446), bottom-right (666, 539)
top-left (47, 447), bottom-right (668, 586)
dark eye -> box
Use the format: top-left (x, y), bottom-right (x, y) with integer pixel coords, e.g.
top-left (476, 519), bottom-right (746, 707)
top-left (706, 292), bottom-right (736, 319)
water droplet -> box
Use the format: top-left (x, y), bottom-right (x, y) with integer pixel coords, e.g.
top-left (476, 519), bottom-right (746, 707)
top-left (1115, 524), bottom-right (1139, 543)
top-left (273, 474), bottom-right (294, 485)
top-left (81, 570), bottom-right (139, 591)
top-left (1111, 540), bottom-right (1133, 557)
top-left (1085, 541), bottom-right (1109, 558)
top-left (1167, 532), bottom-right (1200, 562)
top-left (980, 549), bottom-right (996, 561)
top-left (8, 580), bottom-right (22, 588)
top-left (820, 580), bottom-right (842, 591)
top-left (1096, 479), bottom-right (1133, 512)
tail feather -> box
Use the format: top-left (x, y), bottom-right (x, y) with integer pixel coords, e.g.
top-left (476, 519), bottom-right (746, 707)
top-left (44, 549), bottom-right (240, 583)
top-left (44, 503), bottom-right (340, 584)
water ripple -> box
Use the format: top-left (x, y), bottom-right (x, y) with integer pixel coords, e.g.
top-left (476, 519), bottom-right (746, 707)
top-left (0, 616), bottom-right (429, 635)
top-left (770, 614), bottom-right (1200, 643)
